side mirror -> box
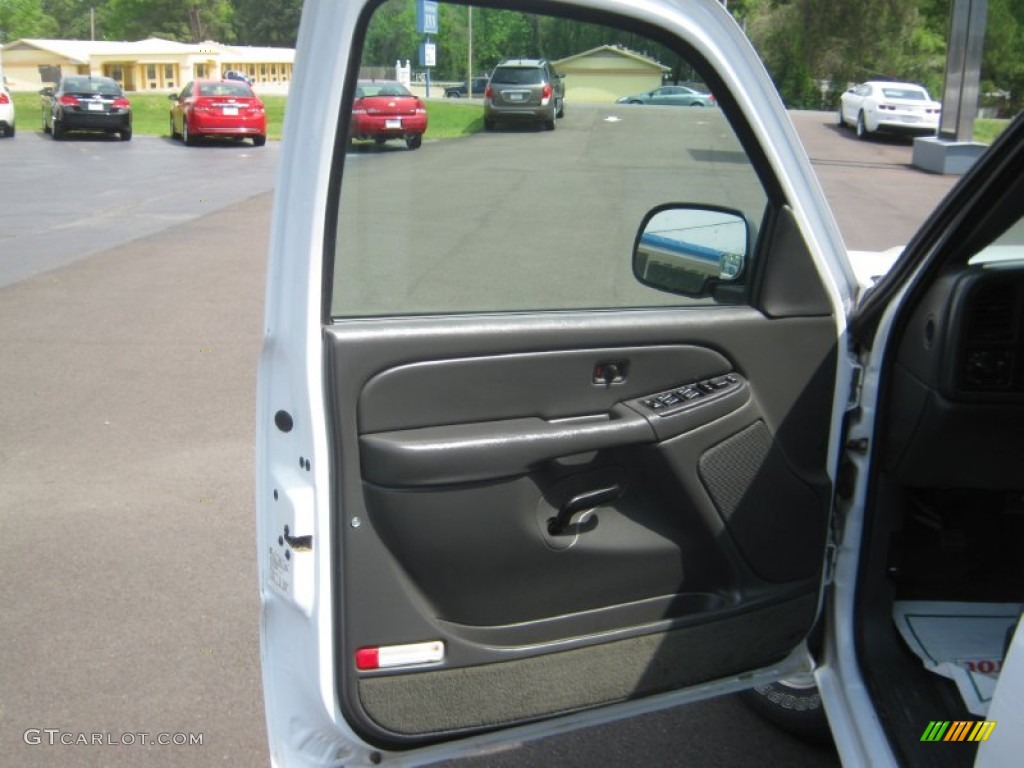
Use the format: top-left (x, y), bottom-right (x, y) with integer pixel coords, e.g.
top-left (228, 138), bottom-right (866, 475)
top-left (40, 86), bottom-right (54, 97)
top-left (633, 205), bottom-right (748, 297)
top-left (167, 93), bottom-right (178, 101)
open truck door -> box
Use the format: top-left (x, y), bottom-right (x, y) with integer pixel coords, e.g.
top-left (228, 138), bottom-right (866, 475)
top-left (257, 0), bottom-right (864, 764)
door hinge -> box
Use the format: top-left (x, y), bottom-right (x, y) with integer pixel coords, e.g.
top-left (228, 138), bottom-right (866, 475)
top-left (823, 499), bottom-right (846, 586)
top-left (823, 541), bottom-right (838, 586)
top-left (845, 361), bottom-right (864, 412)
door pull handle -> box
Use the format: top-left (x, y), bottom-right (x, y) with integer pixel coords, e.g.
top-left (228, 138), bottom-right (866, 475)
top-left (548, 484), bottom-right (624, 535)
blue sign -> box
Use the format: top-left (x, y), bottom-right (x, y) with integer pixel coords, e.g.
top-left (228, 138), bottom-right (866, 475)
top-left (416, 0), bottom-right (439, 35)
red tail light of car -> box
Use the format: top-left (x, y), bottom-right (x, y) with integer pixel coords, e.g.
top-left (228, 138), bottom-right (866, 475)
top-left (0, 91), bottom-right (9, 105)
top-left (59, 94), bottom-right (79, 107)
top-left (112, 97), bottom-right (130, 109)
top-left (542, 83), bottom-right (553, 99)
top-left (484, 85), bottom-right (493, 99)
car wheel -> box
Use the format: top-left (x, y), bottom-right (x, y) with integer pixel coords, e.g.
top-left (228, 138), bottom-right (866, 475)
top-left (406, 134), bottom-right (422, 150)
top-left (374, 137), bottom-right (388, 145)
top-left (856, 111), bottom-right (869, 140)
top-left (120, 127), bottom-right (132, 141)
top-left (689, 102), bottom-right (705, 106)
top-left (449, 92), bottom-right (461, 98)
top-left (5, 124), bottom-right (13, 138)
top-left (253, 134), bottom-right (267, 147)
top-left (837, 106), bottom-right (845, 127)
top-left (556, 98), bottom-right (564, 118)
top-left (740, 674), bottom-right (832, 746)
top-left (51, 117), bottom-right (64, 140)
top-left (183, 121), bottom-right (196, 146)
top-left (484, 118), bottom-right (495, 131)
top-left (629, 99), bottom-right (643, 104)
top-left (170, 115), bottom-right (179, 139)
top-left (543, 115), bottom-right (556, 131)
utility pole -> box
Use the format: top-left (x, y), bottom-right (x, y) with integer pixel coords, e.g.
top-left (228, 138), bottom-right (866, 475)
top-left (467, 6), bottom-right (473, 96)
top-left (90, 7), bottom-right (96, 41)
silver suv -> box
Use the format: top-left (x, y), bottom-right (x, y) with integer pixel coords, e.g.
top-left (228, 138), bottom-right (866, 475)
top-left (484, 58), bottom-right (565, 131)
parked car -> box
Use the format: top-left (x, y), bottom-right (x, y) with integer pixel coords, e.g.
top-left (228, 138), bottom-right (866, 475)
top-left (223, 69), bottom-right (254, 85)
top-left (484, 58), bottom-right (565, 130)
top-left (349, 81), bottom-right (427, 150)
top-left (839, 80), bottom-right (941, 139)
top-left (259, 1), bottom-right (1024, 767)
top-left (444, 77), bottom-right (490, 98)
top-left (616, 84), bottom-right (716, 107)
top-left (168, 79), bottom-right (267, 147)
top-left (0, 85), bottom-right (14, 137)
top-left (40, 75), bottom-right (131, 141)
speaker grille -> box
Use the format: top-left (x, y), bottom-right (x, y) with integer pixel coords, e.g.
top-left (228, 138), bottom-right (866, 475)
top-left (699, 421), bottom-right (824, 582)
top-left (699, 421), bottom-right (773, 521)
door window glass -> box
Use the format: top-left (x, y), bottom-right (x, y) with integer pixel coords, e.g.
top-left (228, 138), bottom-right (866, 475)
top-left (330, 1), bottom-right (770, 317)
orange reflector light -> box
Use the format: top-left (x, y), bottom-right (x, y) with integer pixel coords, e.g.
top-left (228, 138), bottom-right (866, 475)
top-left (355, 641), bottom-right (445, 670)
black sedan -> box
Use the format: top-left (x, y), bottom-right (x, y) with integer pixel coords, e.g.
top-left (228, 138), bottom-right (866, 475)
top-left (40, 75), bottom-right (132, 141)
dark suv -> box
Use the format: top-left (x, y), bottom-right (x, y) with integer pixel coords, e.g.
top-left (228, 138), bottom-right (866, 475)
top-left (484, 58), bottom-right (565, 131)
top-left (445, 77), bottom-right (489, 98)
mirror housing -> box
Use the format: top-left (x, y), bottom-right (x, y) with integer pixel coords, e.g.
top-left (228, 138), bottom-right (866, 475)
top-left (632, 205), bottom-right (748, 297)
top-left (39, 86), bottom-right (54, 97)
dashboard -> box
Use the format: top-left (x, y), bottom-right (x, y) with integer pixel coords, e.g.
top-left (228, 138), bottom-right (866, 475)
top-left (883, 262), bottom-right (1024, 488)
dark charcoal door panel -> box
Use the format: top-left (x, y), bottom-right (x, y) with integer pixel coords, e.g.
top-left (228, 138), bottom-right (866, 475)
top-left (328, 308), bottom-right (836, 746)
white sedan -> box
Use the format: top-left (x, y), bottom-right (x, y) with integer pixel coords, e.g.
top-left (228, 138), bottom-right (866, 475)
top-left (0, 85), bottom-right (15, 137)
top-left (839, 80), bottom-right (940, 139)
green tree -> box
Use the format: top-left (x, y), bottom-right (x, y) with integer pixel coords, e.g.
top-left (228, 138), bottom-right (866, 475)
top-left (740, 0), bottom-right (950, 108)
top-left (102, 0), bottom-right (234, 42)
top-left (233, 0), bottom-right (301, 47)
top-left (361, 0), bottom-right (419, 70)
top-left (982, 0), bottom-right (1024, 114)
top-left (41, 0), bottom-right (105, 39)
top-left (0, 0), bottom-right (59, 40)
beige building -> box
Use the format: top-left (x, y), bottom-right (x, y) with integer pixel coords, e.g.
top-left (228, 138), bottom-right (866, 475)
top-left (0, 37), bottom-right (295, 92)
top-left (552, 45), bottom-right (670, 103)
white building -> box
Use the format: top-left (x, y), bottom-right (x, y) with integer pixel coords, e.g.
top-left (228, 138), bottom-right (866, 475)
top-left (0, 37), bottom-right (295, 92)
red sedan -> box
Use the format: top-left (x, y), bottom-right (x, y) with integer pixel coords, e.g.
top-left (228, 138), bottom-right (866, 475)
top-left (351, 81), bottom-right (427, 150)
top-left (169, 79), bottom-right (267, 147)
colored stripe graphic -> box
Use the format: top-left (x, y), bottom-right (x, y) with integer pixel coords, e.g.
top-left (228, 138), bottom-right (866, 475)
top-left (969, 721), bottom-right (997, 742)
top-left (921, 721), bottom-right (950, 741)
top-left (920, 720), bottom-right (996, 742)
top-left (945, 721), bottom-right (972, 741)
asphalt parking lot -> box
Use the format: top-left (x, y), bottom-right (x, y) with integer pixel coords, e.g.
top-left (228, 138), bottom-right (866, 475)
top-left (0, 110), bottom-right (959, 767)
